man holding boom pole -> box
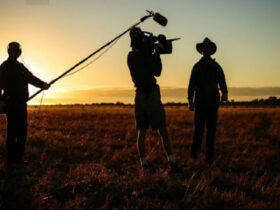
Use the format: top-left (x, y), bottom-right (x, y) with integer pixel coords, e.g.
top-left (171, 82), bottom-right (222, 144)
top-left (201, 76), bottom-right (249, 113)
top-left (0, 42), bottom-right (50, 165)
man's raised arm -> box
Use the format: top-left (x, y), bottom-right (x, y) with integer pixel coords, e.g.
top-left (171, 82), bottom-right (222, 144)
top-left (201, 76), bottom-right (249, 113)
top-left (22, 64), bottom-right (50, 90)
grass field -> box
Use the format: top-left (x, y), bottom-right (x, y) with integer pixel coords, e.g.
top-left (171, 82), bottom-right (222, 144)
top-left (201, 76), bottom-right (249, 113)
top-left (0, 105), bottom-right (279, 209)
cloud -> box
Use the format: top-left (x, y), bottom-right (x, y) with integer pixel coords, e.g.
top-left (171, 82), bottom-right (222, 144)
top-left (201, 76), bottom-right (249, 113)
top-left (30, 87), bottom-right (280, 104)
top-left (228, 87), bottom-right (280, 96)
top-left (48, 87), bottom-right (280, 100)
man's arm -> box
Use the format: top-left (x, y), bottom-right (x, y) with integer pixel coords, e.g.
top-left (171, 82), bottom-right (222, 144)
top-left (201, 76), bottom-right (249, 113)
top-left (150, 53), bottom-right (162, 77)
top-left (127, 52), bottom-right (135, 72)
top-left (217, 64), bottom-right (228, 101)
top-left (0, 64), bottom-right (5, 98)
top-left (21, 64), bottom-right (49, 89)
top-left (188, 65), bottom-right (197, 107)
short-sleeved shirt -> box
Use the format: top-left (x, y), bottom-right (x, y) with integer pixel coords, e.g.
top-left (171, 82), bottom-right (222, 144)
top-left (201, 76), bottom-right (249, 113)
top-left (127, 50), bottom-right (162, 95)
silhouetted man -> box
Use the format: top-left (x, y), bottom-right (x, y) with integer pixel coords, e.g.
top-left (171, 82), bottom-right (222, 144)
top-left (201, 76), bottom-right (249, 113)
top-left (127, 27), bottom-right (178, 173)
top-left (0, 42), bottom-right (50, 164)
top-left (188, 37), bottom-right (228, 162)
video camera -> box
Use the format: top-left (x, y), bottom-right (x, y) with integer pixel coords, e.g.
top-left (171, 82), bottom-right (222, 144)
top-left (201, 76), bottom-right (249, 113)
top-left (130, 27), bottom-right (180, 55)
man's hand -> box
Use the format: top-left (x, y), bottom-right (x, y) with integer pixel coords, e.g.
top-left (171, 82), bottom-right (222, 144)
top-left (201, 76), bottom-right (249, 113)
top-left (189, 102), bottom-right (195, 111)
top-left (43, 83), bottom-right (50, 90)
top-left (221, 94), bottom-right (228, 102)
top-left (154, 47), bottom-right (161, 56)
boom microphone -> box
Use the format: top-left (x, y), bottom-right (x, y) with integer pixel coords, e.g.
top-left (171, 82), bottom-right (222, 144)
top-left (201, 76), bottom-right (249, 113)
top-left (153, 13), bottom-right (168, 26)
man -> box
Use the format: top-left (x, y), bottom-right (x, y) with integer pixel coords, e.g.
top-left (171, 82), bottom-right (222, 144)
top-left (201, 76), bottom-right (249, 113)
top-left (188, 37), bottom-right (228, 162)
top-left (127, 27), bottom-right (178, 173)
top-left (0, 42), bottom-right (50, 164)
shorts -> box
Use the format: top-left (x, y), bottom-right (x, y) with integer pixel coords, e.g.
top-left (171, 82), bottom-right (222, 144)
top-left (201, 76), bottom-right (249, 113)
top-left (134, 90), bottom-right (166, 130)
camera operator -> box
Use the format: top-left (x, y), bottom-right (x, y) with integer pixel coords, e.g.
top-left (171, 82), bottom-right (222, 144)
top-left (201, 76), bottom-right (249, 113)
top-left (127, 27), bottom-right (179, 173)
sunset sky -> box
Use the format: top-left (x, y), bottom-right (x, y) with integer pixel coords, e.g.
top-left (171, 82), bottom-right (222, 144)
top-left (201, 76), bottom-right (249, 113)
top-left (0, 0), bottom-right (279, 103)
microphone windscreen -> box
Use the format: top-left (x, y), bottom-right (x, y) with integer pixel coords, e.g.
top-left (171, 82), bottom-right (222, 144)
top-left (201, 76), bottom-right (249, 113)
top-left (153, 13), bottom-right (168, 26)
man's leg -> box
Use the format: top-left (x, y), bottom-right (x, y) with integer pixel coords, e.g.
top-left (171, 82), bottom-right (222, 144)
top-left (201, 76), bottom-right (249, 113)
top-left (146, 90), bottom-right (179, 172)
top-left (158, 127), bottom-right (180, 173)
top-left (15, 106), bottom-right (28, 163)
top-left (205, 107), bottom-right (218, 161)
top-left (191, 107), bottom-right (205, 159)
top-left (146, 91), bottom-right (174, 161)
top-left (135, 94), bottom-right (149, 168)
top-left (158, 127), bottom-right (175, 161)
top-left (137, 129), bottom-right (148, 167)
top-left (5, 111), bottom-right (18, 163)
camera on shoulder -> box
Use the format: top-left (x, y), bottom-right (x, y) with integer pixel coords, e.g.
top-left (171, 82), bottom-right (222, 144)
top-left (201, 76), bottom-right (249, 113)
top-left (130, 27), bottom-right (180, 55)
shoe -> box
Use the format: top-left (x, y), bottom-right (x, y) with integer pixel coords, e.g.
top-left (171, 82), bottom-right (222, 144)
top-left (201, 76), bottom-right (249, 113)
top-left (168, 162), bottom-right (180, 174)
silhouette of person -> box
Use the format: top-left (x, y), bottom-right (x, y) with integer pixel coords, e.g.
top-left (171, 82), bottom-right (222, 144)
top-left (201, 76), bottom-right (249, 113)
top-left (188, 37), bottom-right (228, 162)
top-left (127, 27), bottom-right (179, 173)
top-left (0, 42), bottom-right (50, 164)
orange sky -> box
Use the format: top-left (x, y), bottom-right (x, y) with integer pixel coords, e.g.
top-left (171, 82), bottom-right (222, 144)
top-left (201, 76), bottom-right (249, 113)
top-left (0, 0), bottom-right (280, 104)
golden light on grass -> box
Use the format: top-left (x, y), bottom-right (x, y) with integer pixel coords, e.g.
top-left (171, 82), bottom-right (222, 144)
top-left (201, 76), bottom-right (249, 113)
top-left (0, 106), bottom-right (279, 209)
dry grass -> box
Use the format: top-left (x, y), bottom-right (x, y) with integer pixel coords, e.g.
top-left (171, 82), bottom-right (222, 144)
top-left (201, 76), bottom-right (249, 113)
top-left (0, 106), bottom-right (279, 209)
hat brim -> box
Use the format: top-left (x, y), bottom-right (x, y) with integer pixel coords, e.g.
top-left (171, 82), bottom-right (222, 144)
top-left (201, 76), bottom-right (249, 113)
top-left (196, 42), bottom-right (217, 55)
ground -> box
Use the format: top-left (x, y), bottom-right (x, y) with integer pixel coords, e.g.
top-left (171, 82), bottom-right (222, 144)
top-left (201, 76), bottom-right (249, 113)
top-left (0, 105), bottom-right (279, 209)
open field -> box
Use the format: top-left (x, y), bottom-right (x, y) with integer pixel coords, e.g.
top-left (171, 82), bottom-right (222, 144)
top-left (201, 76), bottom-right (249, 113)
top-left (0, 106), bottom-right (279, 209)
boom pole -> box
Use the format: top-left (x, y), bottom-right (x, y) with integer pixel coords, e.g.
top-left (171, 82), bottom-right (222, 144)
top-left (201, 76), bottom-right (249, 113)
top-left (28, 14), bottom-right (152, 101)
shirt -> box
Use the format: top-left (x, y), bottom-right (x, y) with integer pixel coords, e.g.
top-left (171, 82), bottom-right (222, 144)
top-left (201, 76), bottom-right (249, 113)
top-left (0, 58), bottom-right (47, 103)
top-left (127, 50), bottom-right (162, 95)
top-left (188, 56), bottom-right (228, 107)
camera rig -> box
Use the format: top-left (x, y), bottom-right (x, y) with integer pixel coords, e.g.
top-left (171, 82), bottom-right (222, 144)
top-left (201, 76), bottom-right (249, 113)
top-left (130, 29), bottom-right (180, 54)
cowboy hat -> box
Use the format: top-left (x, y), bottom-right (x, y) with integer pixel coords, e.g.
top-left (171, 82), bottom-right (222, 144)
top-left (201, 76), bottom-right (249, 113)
top-left (196, 37), bottom-right (217, 55)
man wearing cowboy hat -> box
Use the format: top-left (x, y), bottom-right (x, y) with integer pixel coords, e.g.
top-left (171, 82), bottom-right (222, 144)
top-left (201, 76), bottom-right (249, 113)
top-left (188, 37), bottom-right (228, 162)
top-left (0, 42), bottom-right (50, 164)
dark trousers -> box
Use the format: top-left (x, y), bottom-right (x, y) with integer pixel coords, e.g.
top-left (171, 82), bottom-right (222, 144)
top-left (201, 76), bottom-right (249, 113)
top-left (5, 104), bottom-right (28, 163)
top-left (191, 106), bottom-right (218, 160)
